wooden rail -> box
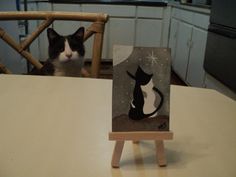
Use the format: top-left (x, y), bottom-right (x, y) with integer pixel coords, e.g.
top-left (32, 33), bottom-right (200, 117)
top-left (0, 11), bottom-right (108, 22)
top-left (0, 11), bottom-right (109, 77)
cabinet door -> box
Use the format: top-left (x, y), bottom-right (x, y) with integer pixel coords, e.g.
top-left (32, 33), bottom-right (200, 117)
top-left (81, 20), bottom-right (109, 60)
top-left (136, 6), bottom-right (163, 18)
top-left (168, 18), bottom-right (179, 67)
top-left (37, 3), bottom-right (52, 61)
top-left (174, 21), bottom-right (192, 81)
top-left (0, 1), bottom-right (25, 73)
top-left (186, 27), bottom-right (207, 87)
top-left (108, 18), bottom-right (135, 59)
top-left (25, 3), bottom-right (40, 62)
top-left (81, 4), bottom-right (135, 17)
top-left (135, 19), bottom-right (162, 47)
top-left (52, 4), bottom-right (81, 34)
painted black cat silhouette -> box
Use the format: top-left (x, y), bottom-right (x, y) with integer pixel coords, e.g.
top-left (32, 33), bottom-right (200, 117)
top-left (127, 66), bottom-right (164, 120)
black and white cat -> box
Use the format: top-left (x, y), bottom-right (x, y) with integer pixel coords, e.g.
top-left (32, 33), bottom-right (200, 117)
top-left (31, 27), bottom-right (86, 77)
top-left (48, 27), bottom-right (85, 77)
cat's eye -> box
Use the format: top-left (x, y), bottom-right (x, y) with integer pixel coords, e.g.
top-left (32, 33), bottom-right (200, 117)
top-left (55, 42), bottom-right (65, 53)
top-left (58, 47), bottom-right (64, 52)
top-left (70, 43), bottom-right (79, 51)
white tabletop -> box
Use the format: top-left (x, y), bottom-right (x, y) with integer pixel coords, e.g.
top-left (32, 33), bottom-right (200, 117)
top-left (0, 75), bottom-right (236, 177)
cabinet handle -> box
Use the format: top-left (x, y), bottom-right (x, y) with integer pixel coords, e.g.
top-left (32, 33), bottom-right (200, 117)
top-left (187, 39), bottom-right (193, 49)
top-left (190, 41), bottom-right (193, 49)
top-left (174, 32), bottom-right (177, 39)
top-left (187, 39), bottom-right (191, 47)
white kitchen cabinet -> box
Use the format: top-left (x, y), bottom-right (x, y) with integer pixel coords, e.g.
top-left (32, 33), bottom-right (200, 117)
top-left (52, 4), bottom-right (81, 35)
top-left (80, 20), bottom-right (109, 60)
top-left (168, 18), bottom-right (179, 67)
top-left (0, 1), bottom-right (26, 74)
top-left (24, 3), bottom-right (40, 62)
top-left (108, 18), bottom-right (135, 58)
top-left (81, 4), bottom-right (136, 17)
top-left (168, 6), bottom-right (210, 87)
top-left (161, 6), bottom-right (171, 47)
top-left (172, 8), bottom-right (194, 24)
top-left (80, 4), bottom-right (136, 60)
top-left (192, 12), bottom-right (210, 30)
top-left (135, 6), bottom-right (170, 48)
top-left (24, 2), bottom-right (169, 61)
top-left (37, 3), bottom-right (52, 61)
top-left (24, 2), bottom-right (51, 61)
top-left (136, 6), bottom-right (163, 18)
top-left (186, 27), bottom-right (207, 87)
top-left (135, 19), bottom-right (162, 47)
top-left (174, 21), bottom-right (192, 81)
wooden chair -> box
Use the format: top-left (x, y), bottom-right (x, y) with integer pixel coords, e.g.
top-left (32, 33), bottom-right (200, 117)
top-left (0, 11), bottom-right (108, 78)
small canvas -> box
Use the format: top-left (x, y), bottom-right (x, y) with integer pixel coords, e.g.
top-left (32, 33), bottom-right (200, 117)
top-left (112, 45), bottom-right (171, 132)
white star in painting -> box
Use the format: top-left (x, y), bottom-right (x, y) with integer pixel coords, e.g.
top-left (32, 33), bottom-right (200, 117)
top-left (146, 51), bottom-right (159, 65)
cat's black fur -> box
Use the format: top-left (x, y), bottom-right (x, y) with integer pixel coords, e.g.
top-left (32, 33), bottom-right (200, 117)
top-left (30, 27), bottom-right (85, 76)
top-left (127, 66), bottom-right (164, 120)
top-left (47, 27), bottom-right (85, 60)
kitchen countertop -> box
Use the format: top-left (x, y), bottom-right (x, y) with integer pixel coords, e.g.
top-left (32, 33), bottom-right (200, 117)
top-left (27, 0), bottom-right (212, 12)
top-left (168, 1), bottom-right (211, 14)
top-left (180, 2), bottom-right (210, 9)
top-left (48, 0), bottom-right (168, 6)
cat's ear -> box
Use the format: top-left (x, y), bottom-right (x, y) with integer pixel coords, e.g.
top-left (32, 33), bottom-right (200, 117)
top-left (47, 28), bottom-right (60, 41)
top-left (137, 65), bottom-right (153, 77)
top-left (73, 27), bottom-right (85, 40)
top-left (127, 71), bottom-right (136, 80)
top-left (137, 66), bottom-right (144, 73)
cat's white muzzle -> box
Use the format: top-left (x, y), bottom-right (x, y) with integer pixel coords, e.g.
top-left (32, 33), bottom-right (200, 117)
top-left (58, 51), bottom-right (79, 63)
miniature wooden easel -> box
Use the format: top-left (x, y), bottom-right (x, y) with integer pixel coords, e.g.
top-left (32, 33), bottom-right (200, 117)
top-left (0, 11), bottom-right (108, 78)
top-left (109, 131), bottom-right (173, 167)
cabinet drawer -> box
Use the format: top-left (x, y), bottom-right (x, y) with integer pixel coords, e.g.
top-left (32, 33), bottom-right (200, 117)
top-left (171, 7), bottom-right (178, 18)
top-left (53, 3), bottom-right (80, 11)
top-left (81, 5), bottom-right (136, 17)
top-left (137, 7), bottom-right (163, 18)
top-left (108, 18), bottom-right (135, 58)
top-left (172, 8), bottom-right (194, 24)
top-left (53, 3), bottom-right (81, 34)
top-left (193, 13), bottom-right (209, 29)
top-left (136, 19), bottom-right (162, 46)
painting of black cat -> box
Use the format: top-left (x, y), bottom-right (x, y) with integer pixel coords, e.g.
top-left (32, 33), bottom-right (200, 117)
top-left (127, 66), bottom-right (163, 120)
top-left (112, 46), bottom-right (171, 132)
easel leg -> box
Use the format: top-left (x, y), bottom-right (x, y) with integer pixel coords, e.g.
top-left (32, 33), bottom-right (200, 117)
top-left (109, 131), bottom-right (173, 167)
top-left (111, 141), bottom-right (124, 168)
top-left (155, 140), bottom-right (167, 167)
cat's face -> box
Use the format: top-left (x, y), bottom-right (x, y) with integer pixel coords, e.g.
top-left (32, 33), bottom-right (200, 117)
top-left (47, 27), bottom-right (85, 63)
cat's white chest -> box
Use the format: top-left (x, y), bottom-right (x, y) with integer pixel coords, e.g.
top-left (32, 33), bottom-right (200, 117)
top-left (141, 80), bottom-right (157, 117)
top-left (52, 59), bottom-right (83, 77)
top-left (53, 69), bottom-right (66, 76)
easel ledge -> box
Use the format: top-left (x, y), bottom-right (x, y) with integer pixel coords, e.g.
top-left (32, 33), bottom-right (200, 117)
top-left (109, 131), bottom-right (173, 168)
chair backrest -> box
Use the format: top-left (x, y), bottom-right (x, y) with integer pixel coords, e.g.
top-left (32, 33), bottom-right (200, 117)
top-left (0, 11), bottom-right (108, 78)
